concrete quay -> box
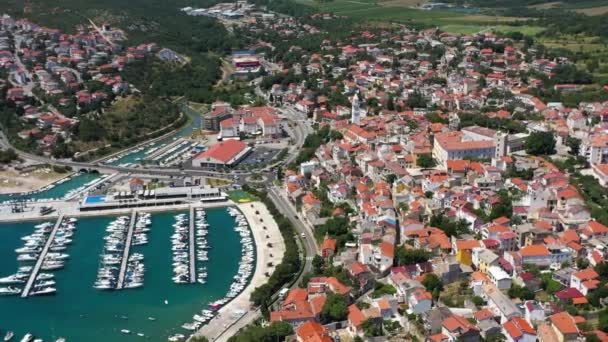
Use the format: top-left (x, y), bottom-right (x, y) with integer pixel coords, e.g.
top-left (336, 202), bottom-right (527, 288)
top-left (192, 201), bottom-right (285, 342)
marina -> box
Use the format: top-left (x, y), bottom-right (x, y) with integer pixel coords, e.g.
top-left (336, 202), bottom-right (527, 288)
top-left (95, 212), bottom-right (152, 291)
top-left (116, 211), bottom-right (137, 290)
top-left (0, 216), bottom-right (77, 300)
top-left (106, 106), bottom-right (202, 167)
top-left (21, 215), bottom-right (65, 298)
top-left (189, 207), bottom-right (196, 283)
top-left (0, 207), bottom-right (253, 341)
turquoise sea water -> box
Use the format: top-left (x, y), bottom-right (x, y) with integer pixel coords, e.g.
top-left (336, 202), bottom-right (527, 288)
top-left (0, 173), bottom-right (100, 202)
top-left (0, 208), bottom-right (245, 341)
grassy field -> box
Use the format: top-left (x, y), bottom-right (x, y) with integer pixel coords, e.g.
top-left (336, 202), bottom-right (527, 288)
top-left (574, 6), bottom-right (608, 16)
top-left (538, 34), bottom-right (606, 53)
top-left (297, 0), bottom-right (540, 34)
top-left (528, 0), bottom-right (608, 15)
top-left (228, 190), bottom-right (258, 203)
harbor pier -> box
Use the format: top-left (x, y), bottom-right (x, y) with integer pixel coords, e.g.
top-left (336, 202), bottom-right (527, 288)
top-left (189, 206), bottom-right (196, 283)
top-left (22, 214), bottom-right (65, 297)
top-left (116, 210), bottom-right (137, 289)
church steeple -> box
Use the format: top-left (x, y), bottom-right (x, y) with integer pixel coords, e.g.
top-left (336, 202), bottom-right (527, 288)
top-left (351, 92), bottom-right (361, 125)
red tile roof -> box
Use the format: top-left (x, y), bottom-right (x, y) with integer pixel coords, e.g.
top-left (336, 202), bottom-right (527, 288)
top-left (194, 140), bottom-right (248, 163)
top-left (296, 321), bottom-right (332, 342)
top-left (348, 304), bottom-right (366, 328)
top-left (550, 312), bottom-right (578, 335)
top-left (520, 244), bottom-right (550, 257)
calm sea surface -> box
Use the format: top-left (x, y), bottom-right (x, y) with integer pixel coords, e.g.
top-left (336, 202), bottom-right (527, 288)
top-left (0, 208), bottom-right (245, 342)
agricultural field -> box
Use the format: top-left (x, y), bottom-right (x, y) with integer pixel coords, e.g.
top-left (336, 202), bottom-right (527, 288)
top-left (528, 0), bottom-right (608, 15)
top-left (296, 0), bottom-right (534, 32)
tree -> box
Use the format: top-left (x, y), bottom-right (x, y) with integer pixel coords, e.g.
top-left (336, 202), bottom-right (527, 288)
top-left (566, 137), bottom-right (581, 156)
top-left (312, 255), bottom-right (325, 274)
top-left (385, 173), bottom-right (397, 185)
top-left (429, 214), bottom-right (469, 237)
top-left (190, 337), bottom-right (209, 342)
top-left (387, 95), bottom-right (395, 111)
top-left (321, 293), bottom-right (349, 323)
top-left (421, 273), bottom-right (443, 300)
top-left (267, 321), bottom-right (294, 338)
top-left (362, 318), bottom-right (383, 337)
top-left (417, 153), bottom-right (436, 168)
top-left (508, 284), bottom-right (534, 300)
top-left (407, 91), bottom-right (427, 108)
top-left (472, 296), bottom-right (485, 307)
top-left (395, 247), bottom-right (431, 266)
top-left (525, 131), bottom-right (556, 155)
top-left (0, 148), bottom-right (18, 164)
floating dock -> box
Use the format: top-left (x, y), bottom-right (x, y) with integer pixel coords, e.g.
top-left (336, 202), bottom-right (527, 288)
top-left (189, 206), bottom-right (196, 283)
top-left (22, 214), bottom-right (65, 297)
top-left (116, 210), bottom-right (137, 289)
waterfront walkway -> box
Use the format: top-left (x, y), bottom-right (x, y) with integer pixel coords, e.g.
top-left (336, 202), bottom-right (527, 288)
top-left (189, 206), bottom-right (196, 284)
top-left (116, 210), bottom-right (137, 289)
top-left (22, 214), bottom-right (65, 297)
top-left (192, 202), bottom-right (285, 342)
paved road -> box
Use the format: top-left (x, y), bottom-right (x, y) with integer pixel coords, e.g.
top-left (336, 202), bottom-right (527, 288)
top-left (11, 35), bottom-right (36, 96)
top-left (267, 186), bottom-right (317, 288)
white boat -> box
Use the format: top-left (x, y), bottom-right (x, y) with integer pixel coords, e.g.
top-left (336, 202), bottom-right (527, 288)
top-left (17, 254), bottom-right (38, 262)
top-left (55, 338), bottom-right (66, 342)
top-left (167, 334), bottom-right (185, 341)
top-left (0, 275), bottom-right (25, 284)
top-left (19, 334), bottom-right (32, 342)
top-left (30, 287), bottom-right (56, 296)
top-left (120, 330), bottom-right (130, 334)
top-left (0, 286), bottom-right (21, 296)
top-left (181, 322), bottom-right (198, 331)
top-left (4, 331), bottom-right (14, 341)
top-left (192, 314), bottom-right (207, 322)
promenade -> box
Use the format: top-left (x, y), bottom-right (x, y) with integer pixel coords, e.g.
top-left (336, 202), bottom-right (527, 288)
top-left (192, 201), bottom-right (285, 342)
top-left (0, 199), bottom-right (233, 224)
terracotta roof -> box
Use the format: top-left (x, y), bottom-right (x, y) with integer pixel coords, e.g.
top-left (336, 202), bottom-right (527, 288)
top-left (474, 308), bottom-right (494, 321)
top-left (326, 277), bottom-right (351, 296)
top-left (321, 238), bottom-right (337, 252)
top-left (503, 321), bottom-right (523, 340)
top-left (443, 314), bottom-right (479, 333)
top-left (573, 268), bottom-right (599, 281)
top-left (588, 221), bottom-right (608, 235)
top-left (380, 241), bottom-right (395, 258)
top-left (193, 140), bottom-right (248, 163)
top-left (428, 333), bottom-right (449, 342)
top-left (520, 244), bottom-right (550, 257)
top-left (455, 240), bottom-right (482, 251)
top-left (310, 294), bottom-right (327, 316)
top-left (296, 321), bottom-right (332, 342)
top-left (350, 261), bottom-right (370, 276)
top-left (550, 312), bottom-right (578, 335)
top-left (284, 288), bottom-right (308, 305)
top-left (348, 304), bottom-right (366, 328)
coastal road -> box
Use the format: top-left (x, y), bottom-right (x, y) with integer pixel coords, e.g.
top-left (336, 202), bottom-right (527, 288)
top-left (267, 186), bottom-right (317, 288)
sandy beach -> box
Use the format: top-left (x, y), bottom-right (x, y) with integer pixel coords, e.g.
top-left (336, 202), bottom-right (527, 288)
top-left (192, 201), bottom-right (285, 342)
top-left (0, 168), bottom-right (71, 194)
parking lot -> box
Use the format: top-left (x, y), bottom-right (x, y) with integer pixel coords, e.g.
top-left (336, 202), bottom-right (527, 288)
top-left (239, 146), bottom-right (282, 166)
